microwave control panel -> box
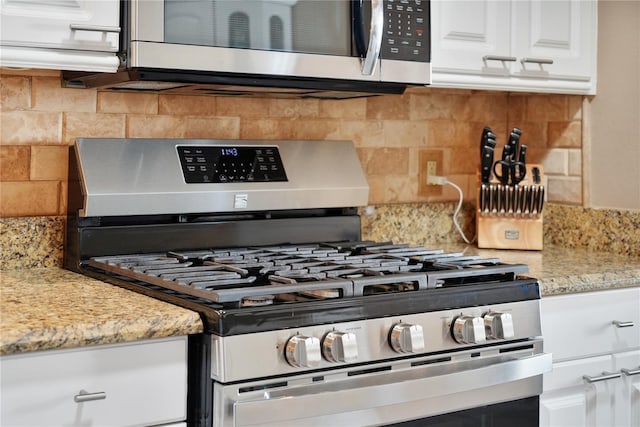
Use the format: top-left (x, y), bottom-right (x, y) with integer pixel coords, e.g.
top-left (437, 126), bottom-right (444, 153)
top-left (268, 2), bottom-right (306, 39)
top-left (177, 146), bottom-right (288, 183)
top-left (382, 0), bottom-right (430, 62)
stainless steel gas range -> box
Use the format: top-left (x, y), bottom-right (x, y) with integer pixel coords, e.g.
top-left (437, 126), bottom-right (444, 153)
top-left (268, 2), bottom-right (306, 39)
top-left (65, 138), bottom-right (551, 427)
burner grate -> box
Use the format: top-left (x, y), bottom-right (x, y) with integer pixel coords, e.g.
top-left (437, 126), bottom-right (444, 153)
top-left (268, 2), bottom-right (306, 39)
top-left (87, 243), bottom-right (529, 307)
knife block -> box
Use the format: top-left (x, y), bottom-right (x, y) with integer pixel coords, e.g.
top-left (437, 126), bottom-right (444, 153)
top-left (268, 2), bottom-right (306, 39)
top-left (476, 164), bottom-right (545, 250)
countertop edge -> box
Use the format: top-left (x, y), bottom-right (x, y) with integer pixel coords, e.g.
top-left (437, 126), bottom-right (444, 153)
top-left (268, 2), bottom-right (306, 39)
top-left (0, 268), bottom-right (204, 356)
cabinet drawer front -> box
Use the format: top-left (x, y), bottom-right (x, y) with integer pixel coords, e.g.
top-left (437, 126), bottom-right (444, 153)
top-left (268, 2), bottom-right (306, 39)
top-left (1, 337), bottom-right (187, 427)
top-left (541, 288), bottom-right (640, 361)
top-left (543, 354), bottom-right (613, 391)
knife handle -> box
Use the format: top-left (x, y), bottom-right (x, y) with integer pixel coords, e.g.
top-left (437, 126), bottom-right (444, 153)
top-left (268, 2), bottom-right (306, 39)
top-left (481, 146), bottom-right (494, 183)
top-left (532, 166), bottom-right (541, 184)
top-left (537, 185), bottom-right (545, 216)
top-left (480, 127), bottom-right (492, 157)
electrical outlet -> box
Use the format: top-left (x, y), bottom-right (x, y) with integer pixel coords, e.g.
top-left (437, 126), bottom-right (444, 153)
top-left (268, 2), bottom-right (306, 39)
top-left (426, 160), bottom-right (437, 178)
top-left (418, 149), bottom-right (444, 196)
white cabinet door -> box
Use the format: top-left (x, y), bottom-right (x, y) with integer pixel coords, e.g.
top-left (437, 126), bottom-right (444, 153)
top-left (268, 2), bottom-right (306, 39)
top-left (431, 0), bottom-right (597, 94)
top-left (512, 0), bottom-right (596, 83)
top-left (1, 337), bottom-right (188, 427)
top-left (431, 0), bottom-right (512, 76)
top-left (0, 0), bottom-right (120, 71)
top-left (613, 350), bottom-right (640, 427)
top-left (0, 0), bottom-right (120, 51)
top-left (540, 355), bottom-right (616, 427)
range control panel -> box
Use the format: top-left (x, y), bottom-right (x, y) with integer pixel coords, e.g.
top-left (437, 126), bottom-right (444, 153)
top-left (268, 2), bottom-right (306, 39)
top-left (177, 145), bottom-right (288, 183)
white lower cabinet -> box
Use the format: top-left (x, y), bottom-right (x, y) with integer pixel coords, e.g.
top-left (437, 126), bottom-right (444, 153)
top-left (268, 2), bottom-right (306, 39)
top-left (614, 351), bottom-right (640, 427)
top-left (540, 288), bottom-right (640, 427)
top-left (0, 336), bottom-right (188, 427)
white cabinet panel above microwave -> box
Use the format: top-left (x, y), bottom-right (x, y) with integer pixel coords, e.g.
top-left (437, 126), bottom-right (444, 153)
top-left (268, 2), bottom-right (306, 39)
top-left (0, 0), bottom-right (120, 71)
top-left (1, 0), bottom-right (120, 51)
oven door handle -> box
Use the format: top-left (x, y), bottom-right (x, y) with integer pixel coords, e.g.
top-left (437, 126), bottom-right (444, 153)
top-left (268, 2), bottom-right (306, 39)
top-left (232, 352), bottom-right (552, 426)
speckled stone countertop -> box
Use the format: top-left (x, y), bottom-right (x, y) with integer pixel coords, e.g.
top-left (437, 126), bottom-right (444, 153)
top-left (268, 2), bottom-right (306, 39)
top-left (435, 244), bottom-right (640, 296)
top-left (0, 268), bottom-right (203, 356)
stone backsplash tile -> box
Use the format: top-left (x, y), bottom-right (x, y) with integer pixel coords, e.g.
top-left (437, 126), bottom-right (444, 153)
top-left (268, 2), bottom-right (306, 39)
top-left (216, 97), bottom-right (270, 118)
top-left (547, 176), bottom-right (583, 205)
top-left (97, 91), bottom-right (158, 115)
top-left (158, 94), bottom-right (217, 116)
top-left (0, 182), bottom-right (60, 217)
top-left (0, 76), bottom-right (31, 111)
top-left (30, 146), bottom-right (68, 181)
top-left (0, 110), bottom-right (62, 145)
top-left (0, 146), bottom-right (30, 181)
top-left (548, 120), bottom-right (582, 148)
top-left (0, 71), bottom-right (587, 217)
top-left (63, 112), bottom-right (126, 144)
top-left (32, 77), bottom-right (96, 113)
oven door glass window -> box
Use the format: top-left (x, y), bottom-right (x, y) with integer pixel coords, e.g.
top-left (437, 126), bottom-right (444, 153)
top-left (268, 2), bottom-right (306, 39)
top-left (164, 0), bottom-right (351, 55)
top-left (389, 397), bottom-right (540, 427)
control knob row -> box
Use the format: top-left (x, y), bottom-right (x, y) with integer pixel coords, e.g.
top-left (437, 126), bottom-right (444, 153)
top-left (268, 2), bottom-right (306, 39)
top-left (285, 331), bottom-right (358, 367)
top-left (452, 311), bottom-right (514, 344)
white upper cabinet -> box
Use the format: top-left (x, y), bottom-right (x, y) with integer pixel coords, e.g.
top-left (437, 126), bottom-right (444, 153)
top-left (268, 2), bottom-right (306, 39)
top-left (431, 0), bottom-right (597, 94)
top-left (0, 0), bottom-right (120, 71)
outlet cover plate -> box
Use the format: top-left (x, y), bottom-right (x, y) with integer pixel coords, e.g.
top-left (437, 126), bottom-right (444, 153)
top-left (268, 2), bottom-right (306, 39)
top-left (419, 149), bottom-right (444, 196)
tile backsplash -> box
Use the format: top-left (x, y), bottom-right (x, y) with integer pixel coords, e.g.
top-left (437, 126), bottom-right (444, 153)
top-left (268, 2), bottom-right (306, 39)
top-left (1, 69), bottom-right (584, 217)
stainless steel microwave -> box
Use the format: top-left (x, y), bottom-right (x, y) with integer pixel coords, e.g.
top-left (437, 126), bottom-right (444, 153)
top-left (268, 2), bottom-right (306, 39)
top-left (64, 0), bottom-right (431, 98)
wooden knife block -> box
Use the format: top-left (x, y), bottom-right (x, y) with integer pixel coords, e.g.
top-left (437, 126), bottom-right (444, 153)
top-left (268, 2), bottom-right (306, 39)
top-left (476, 164), bottom-right (545, 250)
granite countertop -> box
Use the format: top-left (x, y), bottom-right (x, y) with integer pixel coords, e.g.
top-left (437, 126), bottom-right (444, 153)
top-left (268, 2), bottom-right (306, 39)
top-left (0, 268), bottom-right (203, 356)
top-left (440, 244), bottom-right (640, 296)
top-left (1, 245), bottom-right (638, 357)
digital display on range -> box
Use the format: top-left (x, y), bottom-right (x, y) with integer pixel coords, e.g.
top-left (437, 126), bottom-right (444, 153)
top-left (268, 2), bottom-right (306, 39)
top-left (177, 146), bottom-right (288, 183)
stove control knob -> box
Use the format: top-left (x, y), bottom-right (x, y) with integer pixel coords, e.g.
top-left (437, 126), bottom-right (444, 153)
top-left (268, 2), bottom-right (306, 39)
top-left (389, 323), bottom-right (425, 353)
top-left (322, 331), bottom-right (358, 363)
top-left (285, 335), bottom-right (321, 368)
top-left (484, 311), bottom-right (515, 339)
top-left (452, 315), bottom-right (487, 344)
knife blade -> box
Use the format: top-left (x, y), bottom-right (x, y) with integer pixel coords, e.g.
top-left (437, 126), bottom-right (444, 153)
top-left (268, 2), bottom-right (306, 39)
top-left (479, 183), bottom-right (486, 214)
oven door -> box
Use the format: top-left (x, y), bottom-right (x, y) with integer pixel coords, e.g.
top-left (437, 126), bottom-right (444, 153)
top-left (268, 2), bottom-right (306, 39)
top-left (212, 343), bottom-right (551, 427)
top-left (129, 0), bottom-right (430, 84)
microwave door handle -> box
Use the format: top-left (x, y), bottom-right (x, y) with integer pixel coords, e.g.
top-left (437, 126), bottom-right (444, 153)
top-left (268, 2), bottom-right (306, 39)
top-left (361, 0), bottom-right (384, 76)
top-left (353, 0), bottom-right (367, 57)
